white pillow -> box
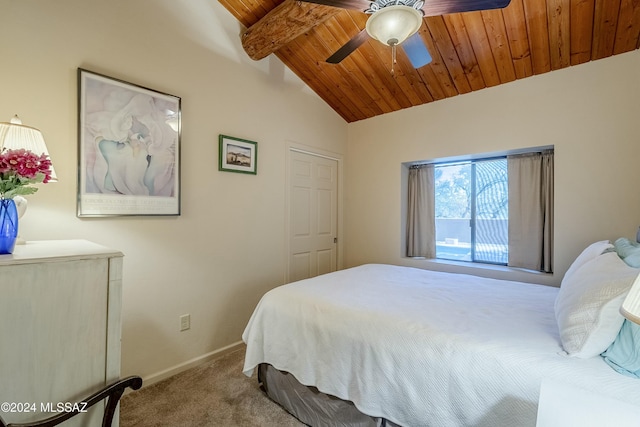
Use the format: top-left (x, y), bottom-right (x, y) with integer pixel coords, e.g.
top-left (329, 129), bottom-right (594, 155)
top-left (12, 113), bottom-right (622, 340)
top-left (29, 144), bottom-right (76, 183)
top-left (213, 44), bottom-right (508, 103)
top-left (562, 240), bottom-right (613, 285)
top-left (555, 252), bottom-right (637, 358)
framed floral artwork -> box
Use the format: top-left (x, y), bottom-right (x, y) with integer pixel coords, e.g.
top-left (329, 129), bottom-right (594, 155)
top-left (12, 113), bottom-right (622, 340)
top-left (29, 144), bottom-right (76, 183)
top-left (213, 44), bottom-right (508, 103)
top-left (218, 135), bottom-right (257, 175)
top-left (77, 69), bottom-right (181, 216)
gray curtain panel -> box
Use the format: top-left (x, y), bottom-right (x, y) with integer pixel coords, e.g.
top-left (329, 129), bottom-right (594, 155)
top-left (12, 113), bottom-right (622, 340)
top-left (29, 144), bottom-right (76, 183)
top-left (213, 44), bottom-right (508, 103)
top-left (406, 165), bottom-right (435, 258)
top-left (507, 150), bottom-right (554, 272)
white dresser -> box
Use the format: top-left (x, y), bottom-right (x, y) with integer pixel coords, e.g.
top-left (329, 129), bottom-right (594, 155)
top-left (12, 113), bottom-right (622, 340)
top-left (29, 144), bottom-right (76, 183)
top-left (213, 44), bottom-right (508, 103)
top-left (0, 240), bottom-right (123, 426)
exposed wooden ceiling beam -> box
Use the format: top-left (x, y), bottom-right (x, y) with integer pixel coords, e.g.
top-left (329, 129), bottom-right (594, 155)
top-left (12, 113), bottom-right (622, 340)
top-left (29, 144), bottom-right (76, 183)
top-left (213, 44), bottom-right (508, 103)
top-left (242, 0), bottom-right (341, 61)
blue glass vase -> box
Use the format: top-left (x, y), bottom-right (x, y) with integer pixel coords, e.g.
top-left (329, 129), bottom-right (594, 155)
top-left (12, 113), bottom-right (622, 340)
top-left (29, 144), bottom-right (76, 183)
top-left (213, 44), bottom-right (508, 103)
top-left (0, 198), bottom-right (19, 254)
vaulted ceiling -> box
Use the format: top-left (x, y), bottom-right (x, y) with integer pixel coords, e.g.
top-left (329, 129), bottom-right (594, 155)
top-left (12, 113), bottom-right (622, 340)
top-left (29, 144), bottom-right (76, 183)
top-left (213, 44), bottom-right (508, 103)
top-left (219, 0), bottom-right (640, 122)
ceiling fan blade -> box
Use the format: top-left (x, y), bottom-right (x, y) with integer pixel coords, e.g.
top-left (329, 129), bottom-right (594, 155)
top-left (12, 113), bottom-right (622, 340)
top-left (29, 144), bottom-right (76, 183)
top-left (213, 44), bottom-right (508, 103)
top-left (326, 29), bottom-right (371, 64)
top-left (299, 0), bottom-right (372, 10)
top-left (402, 32), bottom-right (432, 68)
top-left (422, 0), bottom-right (511, 16)
top-left (300, 0), bottom-right (511, 14)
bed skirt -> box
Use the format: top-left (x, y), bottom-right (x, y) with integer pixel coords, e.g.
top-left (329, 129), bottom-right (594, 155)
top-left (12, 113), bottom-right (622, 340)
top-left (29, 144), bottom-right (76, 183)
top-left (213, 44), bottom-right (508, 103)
top-left (258, 364), bottom-right (401, 427)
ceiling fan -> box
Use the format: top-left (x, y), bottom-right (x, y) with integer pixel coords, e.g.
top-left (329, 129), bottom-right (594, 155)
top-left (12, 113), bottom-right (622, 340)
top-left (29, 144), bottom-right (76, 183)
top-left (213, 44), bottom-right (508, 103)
top-left (298, 0), bottom-right (512, 70)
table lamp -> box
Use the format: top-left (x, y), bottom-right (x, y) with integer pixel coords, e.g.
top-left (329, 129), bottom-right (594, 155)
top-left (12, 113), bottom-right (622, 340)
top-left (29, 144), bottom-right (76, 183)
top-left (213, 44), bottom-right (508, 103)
top-left (0, 115), bottom-right (56, 243)
top-left (620, 273), bottom-right (640, 325)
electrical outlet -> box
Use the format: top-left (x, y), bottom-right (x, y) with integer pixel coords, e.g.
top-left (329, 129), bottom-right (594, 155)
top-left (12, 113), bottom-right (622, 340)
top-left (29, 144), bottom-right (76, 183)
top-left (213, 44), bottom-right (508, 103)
top-left (180, 314), bottom-right (190, 331)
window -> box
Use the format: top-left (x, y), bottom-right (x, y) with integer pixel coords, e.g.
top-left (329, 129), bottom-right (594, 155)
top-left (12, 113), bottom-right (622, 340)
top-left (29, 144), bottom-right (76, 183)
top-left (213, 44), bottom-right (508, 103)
top-left (406, 147), bottom-right (554, 272)
top-left (435, 158), bottom-right (508, 264)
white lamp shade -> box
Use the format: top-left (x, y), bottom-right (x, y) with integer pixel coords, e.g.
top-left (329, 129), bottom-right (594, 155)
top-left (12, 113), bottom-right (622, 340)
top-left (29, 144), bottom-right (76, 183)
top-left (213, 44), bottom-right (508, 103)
top-left (0, 115), bottom-right (56, 181)
top-left (621, 273), bottom-right (640, 325)
top-left (365, 5), bottom-right (423, 46)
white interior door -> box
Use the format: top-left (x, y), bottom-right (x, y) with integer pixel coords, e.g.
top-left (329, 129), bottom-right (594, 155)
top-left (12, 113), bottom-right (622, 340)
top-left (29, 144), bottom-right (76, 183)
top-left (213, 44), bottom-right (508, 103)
top-left (289, 149), bottom-right (338, 282)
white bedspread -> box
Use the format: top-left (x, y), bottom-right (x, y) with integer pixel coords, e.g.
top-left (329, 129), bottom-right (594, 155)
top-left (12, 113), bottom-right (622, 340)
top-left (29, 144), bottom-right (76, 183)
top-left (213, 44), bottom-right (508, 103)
top-left (242, 264), bottom-right (640, 426)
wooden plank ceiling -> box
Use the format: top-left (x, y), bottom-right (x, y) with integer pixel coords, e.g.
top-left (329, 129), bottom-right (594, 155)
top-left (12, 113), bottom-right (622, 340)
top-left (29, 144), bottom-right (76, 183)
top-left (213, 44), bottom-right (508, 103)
top-left (219, 0), bottom-right (640, 122)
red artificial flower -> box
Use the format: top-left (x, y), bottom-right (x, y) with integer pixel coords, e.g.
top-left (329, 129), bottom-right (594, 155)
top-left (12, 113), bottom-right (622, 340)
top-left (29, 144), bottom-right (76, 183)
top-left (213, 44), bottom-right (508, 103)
top-left (0, 148), bottom-right (52, 199)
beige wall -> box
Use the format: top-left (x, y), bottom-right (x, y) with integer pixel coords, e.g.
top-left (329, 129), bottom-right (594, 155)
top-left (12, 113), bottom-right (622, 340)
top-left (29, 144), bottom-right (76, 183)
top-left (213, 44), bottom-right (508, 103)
top-left (0, 0), bottom-right (347, 381)
top-left (346, 49), bottom-right (640, 286)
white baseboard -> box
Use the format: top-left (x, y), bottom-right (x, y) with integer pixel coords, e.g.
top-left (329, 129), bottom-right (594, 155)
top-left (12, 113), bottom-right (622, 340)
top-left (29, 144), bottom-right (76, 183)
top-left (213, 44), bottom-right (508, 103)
top-left (139, 340), bottom-right (245, 388)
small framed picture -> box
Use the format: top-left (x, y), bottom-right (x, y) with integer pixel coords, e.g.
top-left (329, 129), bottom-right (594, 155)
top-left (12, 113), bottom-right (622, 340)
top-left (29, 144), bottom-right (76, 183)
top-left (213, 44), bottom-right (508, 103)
top-left (77, 68), bottom-right (181, 216)
top-left (218, 135), bottom-right (257, 175)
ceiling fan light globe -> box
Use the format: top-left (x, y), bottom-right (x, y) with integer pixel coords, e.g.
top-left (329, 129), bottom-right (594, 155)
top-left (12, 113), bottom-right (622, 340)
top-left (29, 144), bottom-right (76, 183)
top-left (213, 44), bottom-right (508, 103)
top-left (365, 5), bottom-right (423, 46)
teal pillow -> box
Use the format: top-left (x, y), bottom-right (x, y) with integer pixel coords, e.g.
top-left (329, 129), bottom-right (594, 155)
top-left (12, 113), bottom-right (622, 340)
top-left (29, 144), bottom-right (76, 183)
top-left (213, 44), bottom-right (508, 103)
top-left (624, 251), bottom-right (640, 268)
top-left (614, 238), bottom-right (640, 261)
top-left (602, 320), bottom-right (640, 378)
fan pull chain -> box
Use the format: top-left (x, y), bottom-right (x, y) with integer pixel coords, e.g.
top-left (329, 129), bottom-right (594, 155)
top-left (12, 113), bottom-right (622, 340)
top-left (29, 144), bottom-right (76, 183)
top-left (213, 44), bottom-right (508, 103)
top-left (391, 42), bottom-right (397, 75)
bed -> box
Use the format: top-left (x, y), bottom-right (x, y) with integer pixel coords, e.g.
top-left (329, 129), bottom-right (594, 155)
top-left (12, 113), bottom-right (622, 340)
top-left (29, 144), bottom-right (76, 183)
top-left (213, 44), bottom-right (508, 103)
top-left (242, 242), bottom-right (640, 426)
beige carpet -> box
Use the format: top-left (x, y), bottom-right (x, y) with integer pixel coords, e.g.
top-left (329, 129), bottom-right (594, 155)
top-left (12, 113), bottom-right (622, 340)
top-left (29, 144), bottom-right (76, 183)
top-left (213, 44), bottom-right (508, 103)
top-left (120, 348), bottom-right (304, 426)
